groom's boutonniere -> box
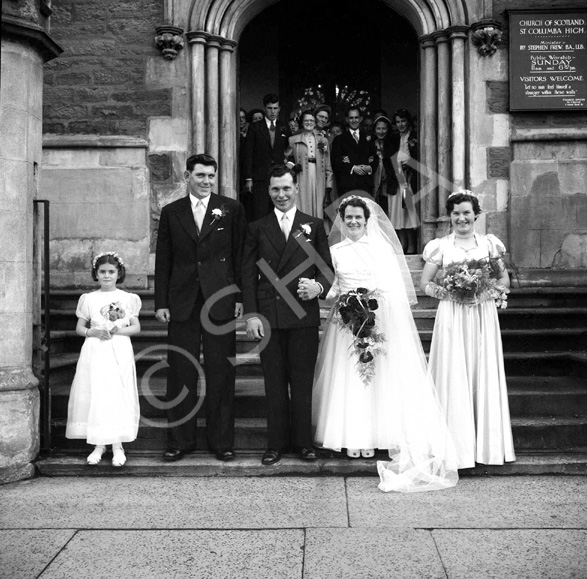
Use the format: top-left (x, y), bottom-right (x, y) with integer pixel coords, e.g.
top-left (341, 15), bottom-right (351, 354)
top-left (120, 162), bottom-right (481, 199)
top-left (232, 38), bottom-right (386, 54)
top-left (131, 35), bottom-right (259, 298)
top-left (294, 223), bottom-right (312, 242)
top-left (211, 205), bottom-right (228, 225)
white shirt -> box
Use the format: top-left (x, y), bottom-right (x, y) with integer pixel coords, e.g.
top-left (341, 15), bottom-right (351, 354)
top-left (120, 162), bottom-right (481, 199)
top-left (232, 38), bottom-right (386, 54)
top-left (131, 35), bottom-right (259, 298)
top-left (274, 205), bottom-right (297, 224)
top-left (190, 193), bottom-right (211, 215)
top-left (265, 117), bottom-right (277, 130)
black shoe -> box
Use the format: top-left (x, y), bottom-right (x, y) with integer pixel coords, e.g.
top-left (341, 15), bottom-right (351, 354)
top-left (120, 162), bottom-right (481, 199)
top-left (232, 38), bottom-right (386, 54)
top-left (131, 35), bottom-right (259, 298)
top-left (300, 447), bottom-right (317, 461)
top-left (261, 449), bottom-right (282, 465)
top-left (163, 448), bottom-right (186, 462)
top-left (216, 449), bottom-right (235, 462)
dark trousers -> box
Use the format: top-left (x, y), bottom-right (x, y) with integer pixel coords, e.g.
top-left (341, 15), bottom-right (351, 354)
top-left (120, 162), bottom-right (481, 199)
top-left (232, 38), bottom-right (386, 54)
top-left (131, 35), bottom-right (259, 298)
top-left (260, 326), bottom-right (319, 451)
top-left (251, 180), bottom-right (273, 221)
top-left (166, 293), bottom-right (236, 451)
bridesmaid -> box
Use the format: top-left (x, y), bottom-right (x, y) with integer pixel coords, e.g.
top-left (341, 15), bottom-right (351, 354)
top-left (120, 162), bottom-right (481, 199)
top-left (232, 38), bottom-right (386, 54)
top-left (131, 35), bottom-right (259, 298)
top-left (420, 190), bottom-right (515, 469)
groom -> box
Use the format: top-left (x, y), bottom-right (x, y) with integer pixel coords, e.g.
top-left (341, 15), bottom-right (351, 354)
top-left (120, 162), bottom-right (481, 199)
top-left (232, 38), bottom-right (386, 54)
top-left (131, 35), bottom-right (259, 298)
top-left (242, 165), bottom-right (333, 465)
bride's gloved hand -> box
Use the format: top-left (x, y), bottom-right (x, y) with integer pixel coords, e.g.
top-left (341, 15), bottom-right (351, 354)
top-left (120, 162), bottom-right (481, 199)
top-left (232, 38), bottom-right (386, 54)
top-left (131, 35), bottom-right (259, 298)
top-left (424, 282), bottom-right (448, 300)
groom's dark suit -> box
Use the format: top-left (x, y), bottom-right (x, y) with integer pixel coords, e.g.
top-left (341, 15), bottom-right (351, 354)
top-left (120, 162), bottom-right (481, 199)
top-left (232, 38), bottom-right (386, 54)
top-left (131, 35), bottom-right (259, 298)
top-left (155, 193), bottom-right (247, 452)
top-left (242, 209), bottom-right (333, 451)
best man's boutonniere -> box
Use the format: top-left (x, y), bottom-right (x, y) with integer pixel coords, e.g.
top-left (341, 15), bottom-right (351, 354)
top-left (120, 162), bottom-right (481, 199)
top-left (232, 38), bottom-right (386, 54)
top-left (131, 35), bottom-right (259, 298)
top-left (294, 222), bottom-right (312, 242)
top-left (211, 205), bottom-right (228, 225)
top-left (365, 135), bottom-right (372, 142)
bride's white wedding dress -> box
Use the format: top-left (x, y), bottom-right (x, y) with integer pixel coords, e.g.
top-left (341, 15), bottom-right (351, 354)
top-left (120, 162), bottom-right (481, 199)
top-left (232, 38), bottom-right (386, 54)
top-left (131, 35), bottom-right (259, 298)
top-left (312, 200), bottom-right (458, 492)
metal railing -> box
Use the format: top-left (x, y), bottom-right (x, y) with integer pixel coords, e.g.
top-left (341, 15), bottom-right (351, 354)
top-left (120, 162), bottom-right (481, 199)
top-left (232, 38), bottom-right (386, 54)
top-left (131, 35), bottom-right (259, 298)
top-left (34, 200), bottom-right (51, 450)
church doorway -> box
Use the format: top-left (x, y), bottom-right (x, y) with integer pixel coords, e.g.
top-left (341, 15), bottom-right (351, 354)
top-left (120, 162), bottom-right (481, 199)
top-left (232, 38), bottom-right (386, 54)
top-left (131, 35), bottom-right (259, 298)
top-left (238, 0), bottom-right (421, 249)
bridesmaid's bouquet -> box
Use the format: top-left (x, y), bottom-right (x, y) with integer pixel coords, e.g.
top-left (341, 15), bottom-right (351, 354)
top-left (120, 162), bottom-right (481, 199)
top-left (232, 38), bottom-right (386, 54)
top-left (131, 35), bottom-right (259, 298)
top-left (439, 257), bottom-right (508, 308)
top-left (334, 288), bottom-right (386, 385)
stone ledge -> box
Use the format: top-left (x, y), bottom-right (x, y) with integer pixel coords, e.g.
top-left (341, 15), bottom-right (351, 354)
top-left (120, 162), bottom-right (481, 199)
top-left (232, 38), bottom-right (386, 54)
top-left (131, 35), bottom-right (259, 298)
top-left (512, 128), bottom-right (587, 142)
top-left (43, 135), bottom-right (149, 148)
top-left (1, 15), bottom-right (63, 62)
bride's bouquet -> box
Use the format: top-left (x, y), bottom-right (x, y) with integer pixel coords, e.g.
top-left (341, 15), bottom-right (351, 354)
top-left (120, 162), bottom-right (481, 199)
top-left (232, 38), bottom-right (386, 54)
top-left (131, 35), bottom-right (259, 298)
top-left (439, 257), bottom-right (509, 308)
top-left (334, 287), bottom-right (386, 385)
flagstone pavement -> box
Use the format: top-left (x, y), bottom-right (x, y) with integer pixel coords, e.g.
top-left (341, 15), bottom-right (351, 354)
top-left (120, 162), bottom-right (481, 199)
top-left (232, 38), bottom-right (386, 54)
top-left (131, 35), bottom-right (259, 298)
top-left (1, 475), bottom-right (586, 578)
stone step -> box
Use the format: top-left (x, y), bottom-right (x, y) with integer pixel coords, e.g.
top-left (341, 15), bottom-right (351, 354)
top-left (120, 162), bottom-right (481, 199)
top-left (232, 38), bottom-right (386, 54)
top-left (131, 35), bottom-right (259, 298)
top-left (46, 326), bottom-right (587, 357)
top-left (46, 350), bottom-right (587, 389)
top-left (50, 375), bottom-right (587, 420)
top-left (49, 415), bottom-right (587, 452)
top-left (44, 286), bottom-right (587, 313)
top-left (34, 450), bottom-right (587, 477)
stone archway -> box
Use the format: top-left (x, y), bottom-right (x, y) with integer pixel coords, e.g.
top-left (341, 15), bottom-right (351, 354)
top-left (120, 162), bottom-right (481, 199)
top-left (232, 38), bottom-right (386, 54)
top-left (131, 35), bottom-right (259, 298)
top-left (185, 0), bottom-right (473, 242)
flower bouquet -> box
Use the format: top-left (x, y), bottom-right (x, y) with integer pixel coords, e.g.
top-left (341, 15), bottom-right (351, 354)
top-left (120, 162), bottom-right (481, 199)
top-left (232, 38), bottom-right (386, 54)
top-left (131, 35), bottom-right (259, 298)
top-left (334, 287), bottom-right (386, 385)
top-left (99, 302), bottom-right (129, 331)
top-left (439, 257), bottom-right (509, 308)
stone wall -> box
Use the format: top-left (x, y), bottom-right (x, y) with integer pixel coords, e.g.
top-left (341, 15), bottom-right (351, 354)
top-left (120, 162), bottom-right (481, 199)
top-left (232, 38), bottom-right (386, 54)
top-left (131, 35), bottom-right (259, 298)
top-left (43, 0), bottom-right (169, 137)
top-left (492, 0), bottom-right (587, 279)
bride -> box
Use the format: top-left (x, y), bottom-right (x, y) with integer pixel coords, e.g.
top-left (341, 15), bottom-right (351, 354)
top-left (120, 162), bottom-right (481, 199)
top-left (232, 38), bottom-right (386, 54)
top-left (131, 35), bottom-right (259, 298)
top-left (312, 195), bottom-right (458, 492)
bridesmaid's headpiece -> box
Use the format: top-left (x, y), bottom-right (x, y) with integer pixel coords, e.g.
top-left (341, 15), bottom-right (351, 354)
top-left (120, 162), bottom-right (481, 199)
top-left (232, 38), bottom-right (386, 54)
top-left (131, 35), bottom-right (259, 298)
top-left (92, 251), bottom-right (124, 269)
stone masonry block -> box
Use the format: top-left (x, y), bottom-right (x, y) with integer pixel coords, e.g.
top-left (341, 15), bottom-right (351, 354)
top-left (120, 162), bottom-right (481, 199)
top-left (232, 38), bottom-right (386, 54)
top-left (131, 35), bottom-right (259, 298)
top-left (487, 147), bottom-right (511, 178)
top-left (111, 89), bottom-right (171, 103)
top-left (74, 87), bottom-right (112, 103)
top-left (148, 118), bottom-right (189, 152)
top-left (0, 107), bottom-right (28, 161)
top-left (73, 3), bottom-right (107, 22)
top-left (553, 234), bottom-right (587, 268)
top-left (91, 105), bottom-right (135, 119)
top-left (148, 154), bottom-right (172, 182)
top-left (0, 261), bottom-right (27, 314)
top-left (67, 120), bottom-right (118, 134)
top-left (0, 314), bottom-right (33, 367)
top-left (93, 67), bottom-right (143, 85)
top-left (43, 104), bottom-right (87, 120)
top-left (108, 1), bottom-right (143, 14)
top-left (42, 122), bottom-right (65, 134)
top-left (44, 88), bottom-right (76, 106)
top-left (100, 148), bottom-right (146, 167)
top-left (550, 113), bottom-right (587, 128)
top-left (486, 212), bottom-right (509, 249)
top-left (510, 161), bottom-right (558, 198)
top-left (558, 161), bottom-right (587, 195)
top-left (135, 101), bottom-right (172, 117)
top-left (53, 72), bottom-right (92, 86)
top-left (510, 114), bottom-right (549, 129)
top-left (118, 120), bottom-right (148, 136)
top-left (486, 81), bottom-right (508, 114)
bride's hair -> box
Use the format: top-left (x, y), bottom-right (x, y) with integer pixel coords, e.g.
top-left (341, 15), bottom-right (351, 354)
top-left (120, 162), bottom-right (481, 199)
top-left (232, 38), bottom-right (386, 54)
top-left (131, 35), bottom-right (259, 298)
top-left (338, 196), bottom-right (371, 220)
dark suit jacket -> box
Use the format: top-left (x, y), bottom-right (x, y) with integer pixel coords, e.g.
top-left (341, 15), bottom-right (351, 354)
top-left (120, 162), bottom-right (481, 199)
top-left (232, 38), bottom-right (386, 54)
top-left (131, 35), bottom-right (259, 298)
top-left (331, 129), bottom-right (376, 192)
top-left (242, 210), bottom-right (333, 329)
top-left (243, 119), bottom-right (289, 182)
top-left (155, 193), bottom-right (247, 322)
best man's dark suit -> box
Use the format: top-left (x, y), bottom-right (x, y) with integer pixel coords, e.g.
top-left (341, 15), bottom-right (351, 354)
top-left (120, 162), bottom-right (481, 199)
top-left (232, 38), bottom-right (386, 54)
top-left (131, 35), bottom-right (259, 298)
top-left (243, 120), bottom-right (288, 220)
top-left (155, 193), bottom-right (247, 452)
top-left (242, 210), bottom-right (333, 451)
top-left (331, 129), bottom-right (376, 194)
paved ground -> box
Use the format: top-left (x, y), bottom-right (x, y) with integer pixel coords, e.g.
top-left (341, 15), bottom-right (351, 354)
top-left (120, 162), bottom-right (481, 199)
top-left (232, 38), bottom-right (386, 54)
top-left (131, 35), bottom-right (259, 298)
top-left (1, 475), bottom-right (586, 578)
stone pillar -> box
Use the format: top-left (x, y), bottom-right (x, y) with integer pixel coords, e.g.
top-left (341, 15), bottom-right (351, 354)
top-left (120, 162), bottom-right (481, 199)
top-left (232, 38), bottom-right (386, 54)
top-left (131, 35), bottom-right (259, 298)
top-left (419, 34), bottom-right (438, 245)
top-left (186, 31), bottom-right (208, 154)
top-left (449, 26), bottom-right (469, 190)
top-left (219, 40), bottom-right (238, 199)
top-left (434, 31), bottom-right (451, 224)
top-left (206, 35), bottom-right (221, 163)
top-left (1, 12), bottom-right (62, 483)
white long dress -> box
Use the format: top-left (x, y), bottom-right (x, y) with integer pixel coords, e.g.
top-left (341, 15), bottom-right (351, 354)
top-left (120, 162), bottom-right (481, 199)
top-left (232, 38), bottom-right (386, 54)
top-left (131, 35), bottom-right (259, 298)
top-left (423, 233), bottom-right (515, 469)
top-left (66, 289), bottom-right (141, 445)
top-left (312, 234), bottom-right (458, 492)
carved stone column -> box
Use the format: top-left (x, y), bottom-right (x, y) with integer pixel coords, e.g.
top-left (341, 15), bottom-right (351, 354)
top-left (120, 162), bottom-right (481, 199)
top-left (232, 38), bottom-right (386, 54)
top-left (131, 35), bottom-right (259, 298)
top-left (219, 40), bottom-right (238, 199)
top-left (186, 31), bottom-right (208, 154)
top-left (433, 30), bottom-right (451, 222)
top-left (449, 26), bottom-right (469, 191)
top-left (419, 34), bottom-right (438, 244)
top-left (206, 35), bottom-right (221, 163)
top-left (1, 9), bottom-right (62, 483)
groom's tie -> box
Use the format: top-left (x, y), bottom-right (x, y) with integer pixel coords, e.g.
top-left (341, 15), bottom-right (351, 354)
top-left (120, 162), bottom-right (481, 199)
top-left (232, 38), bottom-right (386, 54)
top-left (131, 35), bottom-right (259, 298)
top-left (280, 213), bottom-right (290, 241)
top-left (194, 200), bottom-right (205, 233)
top-left (270, 120), bottom-right (276, 147)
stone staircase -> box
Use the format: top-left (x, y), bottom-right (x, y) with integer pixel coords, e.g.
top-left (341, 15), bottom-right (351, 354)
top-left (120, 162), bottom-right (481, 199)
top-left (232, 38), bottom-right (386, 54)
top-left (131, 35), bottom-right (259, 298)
top-left (36, 262), bottom-right (587, 476)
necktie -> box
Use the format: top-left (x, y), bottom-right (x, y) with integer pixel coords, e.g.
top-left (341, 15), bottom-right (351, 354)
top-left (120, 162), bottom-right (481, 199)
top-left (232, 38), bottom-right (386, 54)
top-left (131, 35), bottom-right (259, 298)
top-left (280, 213), bottom-right (290, 241)
top-left (270, 120), bottom-right (276, 147)
top-left (353, 130), bottom-right (359, 144)
top-left (194, 200), bottom-right (205, 233)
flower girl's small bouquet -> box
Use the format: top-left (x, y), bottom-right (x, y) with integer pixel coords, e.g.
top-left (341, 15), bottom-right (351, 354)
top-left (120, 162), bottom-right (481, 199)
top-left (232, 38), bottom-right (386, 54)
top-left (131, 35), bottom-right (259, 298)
top-left (334, 287), bottom-right (386, 385)
top-left (439, 257), bottom-right (509, 308)
top-left (99, 302), bottom-right (130, 331)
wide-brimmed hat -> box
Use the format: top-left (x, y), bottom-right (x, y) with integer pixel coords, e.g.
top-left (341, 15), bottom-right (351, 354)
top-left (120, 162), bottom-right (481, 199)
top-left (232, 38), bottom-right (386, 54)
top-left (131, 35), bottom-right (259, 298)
top-left (314, 104), bottom-right (332, 116)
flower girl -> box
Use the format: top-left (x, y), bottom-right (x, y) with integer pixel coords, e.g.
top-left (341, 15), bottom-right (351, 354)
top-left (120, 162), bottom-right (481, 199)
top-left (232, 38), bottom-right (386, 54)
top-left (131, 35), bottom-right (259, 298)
top-left (66, 252), bottom-right (141, 466)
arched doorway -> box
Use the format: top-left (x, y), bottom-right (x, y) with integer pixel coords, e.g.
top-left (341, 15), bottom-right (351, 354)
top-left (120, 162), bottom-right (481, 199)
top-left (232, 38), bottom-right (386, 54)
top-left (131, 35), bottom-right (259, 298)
top-left (239, 0), bottom-right (419, 124)
top-left (186, 0), bottom-right (470, 244)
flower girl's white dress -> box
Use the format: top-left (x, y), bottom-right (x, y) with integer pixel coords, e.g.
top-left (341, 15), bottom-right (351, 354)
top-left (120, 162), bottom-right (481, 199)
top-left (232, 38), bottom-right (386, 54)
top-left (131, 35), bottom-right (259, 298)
top-left (312, 234), bottom-right (458, 492)
top-left (66, 289), bottom-right (141, 445)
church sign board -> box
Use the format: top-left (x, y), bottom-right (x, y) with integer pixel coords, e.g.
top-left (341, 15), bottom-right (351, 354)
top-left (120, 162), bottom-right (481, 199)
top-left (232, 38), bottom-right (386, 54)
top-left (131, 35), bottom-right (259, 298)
top-left (509, 10), bottom-right (587, 111)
